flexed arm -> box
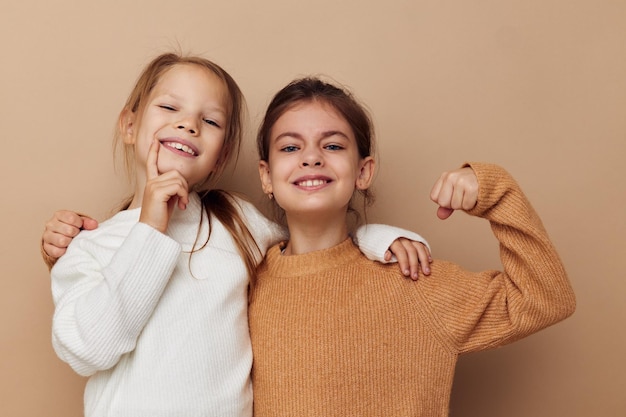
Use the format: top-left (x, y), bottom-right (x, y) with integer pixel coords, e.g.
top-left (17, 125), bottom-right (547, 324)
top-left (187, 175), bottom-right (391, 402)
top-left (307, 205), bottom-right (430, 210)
top-left (417, 163), bottom-right (576, 353)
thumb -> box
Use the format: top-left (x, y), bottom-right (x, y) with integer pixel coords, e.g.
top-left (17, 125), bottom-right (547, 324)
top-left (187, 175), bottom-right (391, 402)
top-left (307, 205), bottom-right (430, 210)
top-left (80, 216), bottom-right (99, 230)
top-left (437, 206), bottom-right (455, 220)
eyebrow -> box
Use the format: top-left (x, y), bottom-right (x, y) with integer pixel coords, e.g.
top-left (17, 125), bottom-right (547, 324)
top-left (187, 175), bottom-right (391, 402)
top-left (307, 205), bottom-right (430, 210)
top-left (274, 130), bottom-right (350, 141)
top-left (156, 93), bottom-right (227, 116)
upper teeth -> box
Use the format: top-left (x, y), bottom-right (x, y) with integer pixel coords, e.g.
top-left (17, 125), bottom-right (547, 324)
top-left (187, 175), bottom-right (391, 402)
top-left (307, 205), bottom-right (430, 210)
top-left (298, 179), bottom-right (326, 187)
top-left (165, 142), bottom-right (196, 156)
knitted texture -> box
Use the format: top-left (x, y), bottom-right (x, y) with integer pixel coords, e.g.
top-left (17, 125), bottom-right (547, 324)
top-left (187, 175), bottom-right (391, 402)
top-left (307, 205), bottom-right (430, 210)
top-left (49, 191), bottom-right (419, 416)
top-left (248, 163), bottom-right (576, 417)
top-left (51, 193), bottom-right (282, 417)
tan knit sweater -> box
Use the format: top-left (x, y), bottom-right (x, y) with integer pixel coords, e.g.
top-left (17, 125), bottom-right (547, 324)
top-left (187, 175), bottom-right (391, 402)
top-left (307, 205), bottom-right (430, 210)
top-left (248, 163), bottom-right (576, 417)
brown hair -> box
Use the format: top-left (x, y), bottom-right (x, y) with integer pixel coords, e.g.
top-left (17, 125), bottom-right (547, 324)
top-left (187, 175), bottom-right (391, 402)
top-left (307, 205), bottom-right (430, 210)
top-left (257, 77), bottom-right (376, 225)
top-left (114, 52), bottom-right (260, 279)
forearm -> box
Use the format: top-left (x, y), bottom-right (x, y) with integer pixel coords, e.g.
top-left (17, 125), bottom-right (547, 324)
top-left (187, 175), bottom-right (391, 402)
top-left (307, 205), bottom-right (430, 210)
top-left (51, 223), bottom-right (180, 375)
top-left (237, 196), bottom-right (288, 261)
top-left (355, 224), bottom-right (430, 263)
top-left (467, 162), bottom-right (576, 327)
top-left (418, 163), bottom-right (575, 353)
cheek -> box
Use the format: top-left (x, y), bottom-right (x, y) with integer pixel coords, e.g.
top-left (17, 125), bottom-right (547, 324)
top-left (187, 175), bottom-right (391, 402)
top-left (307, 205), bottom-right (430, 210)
top-left (134, 141), bottom-right (151, 163)
top-left (208, 141), bottom-right (227, 165)
top-left (269, 159), bottom-right (292, 184)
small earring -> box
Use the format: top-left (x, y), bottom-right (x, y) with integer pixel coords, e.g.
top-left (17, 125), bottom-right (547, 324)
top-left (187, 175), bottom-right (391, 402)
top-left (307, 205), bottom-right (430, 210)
top-left (268, 192), bottom-right (274, 200)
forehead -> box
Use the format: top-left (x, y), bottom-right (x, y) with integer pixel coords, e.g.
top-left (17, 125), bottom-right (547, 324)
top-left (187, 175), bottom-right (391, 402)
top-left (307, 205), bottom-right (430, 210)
top-left (152, 63), bottom-right (229, 107)
top-left (272, 100), bottom-right (352, 136)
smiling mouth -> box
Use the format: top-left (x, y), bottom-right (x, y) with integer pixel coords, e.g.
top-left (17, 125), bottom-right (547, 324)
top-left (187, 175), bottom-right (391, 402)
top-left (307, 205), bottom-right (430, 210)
top-left (295, 179), bottom-right (329, 187)
top-left (161, 141), bottom-right (197, 156)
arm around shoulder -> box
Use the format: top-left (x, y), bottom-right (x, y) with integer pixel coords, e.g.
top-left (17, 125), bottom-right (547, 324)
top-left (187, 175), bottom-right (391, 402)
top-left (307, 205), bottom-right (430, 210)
top-left (51, 222), bottom-right (181, 376)
top-left (355, 224), bottom-right (430, 263)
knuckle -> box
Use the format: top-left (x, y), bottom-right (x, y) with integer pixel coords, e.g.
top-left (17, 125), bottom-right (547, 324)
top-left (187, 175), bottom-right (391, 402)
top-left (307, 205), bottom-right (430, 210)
top-left (47, 246), bottom-right (64, 258)
top-left (64, 225), bottom-right (79, 237)
top-left (58, 235), bottom-right (71, 247)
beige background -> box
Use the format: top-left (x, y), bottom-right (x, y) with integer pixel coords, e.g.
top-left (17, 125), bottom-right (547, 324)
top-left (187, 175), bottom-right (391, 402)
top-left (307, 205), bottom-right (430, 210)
top-left (1, 0), bottom-right (624, 416)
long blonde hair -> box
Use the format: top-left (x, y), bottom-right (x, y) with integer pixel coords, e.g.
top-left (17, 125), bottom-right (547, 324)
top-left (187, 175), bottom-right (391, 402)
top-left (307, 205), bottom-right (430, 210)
top-left (114, 52), bottom-right (261, 279)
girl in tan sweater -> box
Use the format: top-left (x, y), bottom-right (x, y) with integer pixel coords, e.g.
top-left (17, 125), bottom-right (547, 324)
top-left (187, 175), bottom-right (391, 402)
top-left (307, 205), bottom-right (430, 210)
top-left (250, 77), bottom-right (576, 416)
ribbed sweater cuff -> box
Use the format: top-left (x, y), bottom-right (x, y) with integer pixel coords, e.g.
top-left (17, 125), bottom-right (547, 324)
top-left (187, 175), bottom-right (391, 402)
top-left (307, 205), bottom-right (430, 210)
top-left (355, 224), bottom-right (430, 263)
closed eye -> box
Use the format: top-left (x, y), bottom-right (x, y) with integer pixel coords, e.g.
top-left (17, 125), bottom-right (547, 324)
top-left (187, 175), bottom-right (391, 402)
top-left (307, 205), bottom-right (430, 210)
top-left (159, 105), bottom-right (176, 111)
top-left (203, 118), bottom-right (220, 128)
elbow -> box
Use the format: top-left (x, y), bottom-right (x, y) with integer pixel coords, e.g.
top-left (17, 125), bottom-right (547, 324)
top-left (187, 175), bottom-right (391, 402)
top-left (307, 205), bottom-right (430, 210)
top-left (552, 279), bottom-right (577, 322)
top-left (548, 299), bottom-right (576, 326)
top-left (52, 334), bottom-right (121, 377)
top-left (52, 341), bottom-right (98, 377)
top-left (536, 287), bottom-right (577, 327)
top-left (57, 349), bottom-right (120, 377)
top-left (559, 289), bottom-right (577, 320)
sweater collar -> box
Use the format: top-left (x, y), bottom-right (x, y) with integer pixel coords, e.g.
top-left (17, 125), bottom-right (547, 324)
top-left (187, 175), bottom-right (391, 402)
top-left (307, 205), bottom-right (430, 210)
top-left (263, 237), bottom-right (362, 278)
top-left (111, 192), bottom-right (203, 250)
top-left (166, 192), bottom-right (204, 249)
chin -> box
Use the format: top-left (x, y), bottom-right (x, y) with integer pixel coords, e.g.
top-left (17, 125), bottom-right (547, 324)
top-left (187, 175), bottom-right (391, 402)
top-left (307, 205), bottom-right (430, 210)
top-left (158, 160), bottom-right (187, 175)
top-left (287, 204), bottom-right (346, 217)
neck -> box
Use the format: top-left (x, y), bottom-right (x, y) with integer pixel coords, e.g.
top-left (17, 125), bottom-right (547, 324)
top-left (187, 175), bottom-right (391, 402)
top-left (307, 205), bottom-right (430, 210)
top-left (125, 167), bottom-right (148, 209)
top-left (283, 212), bottom-right (349, 255)
top-left (127, 181), bottom-right (146, 210)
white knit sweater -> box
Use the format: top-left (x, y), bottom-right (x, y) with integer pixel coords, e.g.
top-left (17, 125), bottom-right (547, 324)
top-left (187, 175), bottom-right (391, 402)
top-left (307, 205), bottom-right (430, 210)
top-left (51, 192), bottom-right (427, 417)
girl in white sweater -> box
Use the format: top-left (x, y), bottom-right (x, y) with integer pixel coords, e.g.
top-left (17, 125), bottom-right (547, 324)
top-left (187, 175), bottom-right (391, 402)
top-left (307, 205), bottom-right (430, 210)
top-left (45, 53), bottom-right (431, 417)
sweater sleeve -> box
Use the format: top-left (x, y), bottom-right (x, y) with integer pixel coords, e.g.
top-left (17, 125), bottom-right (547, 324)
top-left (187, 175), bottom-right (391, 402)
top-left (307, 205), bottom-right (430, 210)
top-left (235, 198), bottom-right (288, 263)
top-left (51, 222), bottom-right (181, 376)
top-left (354, 224), bottom-right (430, 263)
top-left (415, 163), bottom-right (576, 354)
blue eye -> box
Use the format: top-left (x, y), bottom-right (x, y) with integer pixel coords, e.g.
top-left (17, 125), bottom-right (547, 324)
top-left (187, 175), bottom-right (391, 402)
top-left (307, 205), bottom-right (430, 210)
top-left (324, 144), bottom-right (343, 151)
top-left (281, 145), bottom-right (299, 152)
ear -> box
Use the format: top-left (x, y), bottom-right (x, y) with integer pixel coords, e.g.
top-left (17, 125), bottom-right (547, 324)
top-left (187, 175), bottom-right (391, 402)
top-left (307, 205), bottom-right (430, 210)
top-left (119, 108), bottom-right (137, 145)
top-left (355, 156), bottom-right (375, 190)
top-left (258, 160), bottom-right (273, 195)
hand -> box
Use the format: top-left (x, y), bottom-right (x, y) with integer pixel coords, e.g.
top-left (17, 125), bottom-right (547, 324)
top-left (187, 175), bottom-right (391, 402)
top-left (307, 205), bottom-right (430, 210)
top-left (138, 139), bottom-right (189, 233)
top-left (430, 166), bottom-right (478, 220)
top-left (42, 210), bottom-right (98, 260)
top-left (385, 238), bottom-right (432, 280)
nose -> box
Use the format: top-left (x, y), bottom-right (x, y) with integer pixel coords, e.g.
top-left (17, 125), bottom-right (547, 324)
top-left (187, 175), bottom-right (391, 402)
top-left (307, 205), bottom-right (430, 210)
top-left (301, 148), bottom-right (323, 167)
top-left (176, 116), bottom-right (198, 135)
top-left (302, 161), bottom-right (322, 167)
